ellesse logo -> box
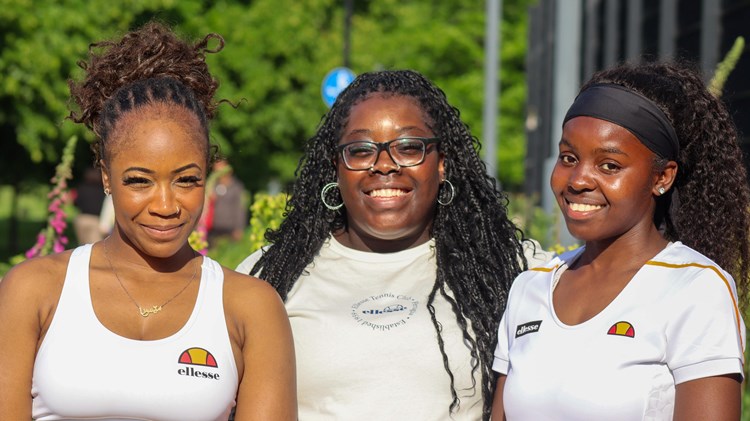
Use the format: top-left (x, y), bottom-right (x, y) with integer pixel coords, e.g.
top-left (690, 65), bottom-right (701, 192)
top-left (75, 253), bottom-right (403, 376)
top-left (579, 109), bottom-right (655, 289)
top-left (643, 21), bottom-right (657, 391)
top-left (177, 347), bottom-right (220, 380)
top-left (515, 320), bottom-right (542, 338)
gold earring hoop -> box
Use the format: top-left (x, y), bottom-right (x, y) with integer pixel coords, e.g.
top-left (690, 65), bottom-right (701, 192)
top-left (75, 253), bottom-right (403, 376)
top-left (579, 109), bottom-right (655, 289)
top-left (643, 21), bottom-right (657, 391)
top-left (104, 188), bottom-right (111, 196)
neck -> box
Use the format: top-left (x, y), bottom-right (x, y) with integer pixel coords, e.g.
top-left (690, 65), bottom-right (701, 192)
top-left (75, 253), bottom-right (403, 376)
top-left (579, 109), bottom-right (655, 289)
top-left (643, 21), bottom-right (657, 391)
top-left (105, 230), bottom-right (196, 273)
top-left (333, 229), bottom-right (432, 253)
top-left (577, 225), bottom-right (668, 272)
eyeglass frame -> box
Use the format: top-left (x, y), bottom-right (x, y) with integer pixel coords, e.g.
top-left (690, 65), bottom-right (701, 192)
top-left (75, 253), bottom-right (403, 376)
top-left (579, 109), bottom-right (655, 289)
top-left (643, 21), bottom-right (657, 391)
top-left (334, 137), bottom-right (441, 171)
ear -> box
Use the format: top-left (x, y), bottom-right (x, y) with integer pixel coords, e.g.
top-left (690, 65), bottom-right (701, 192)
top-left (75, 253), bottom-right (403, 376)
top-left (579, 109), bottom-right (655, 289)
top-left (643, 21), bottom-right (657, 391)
top-left (100, 160), bottom-right (111, 192)
top-left (438, 152), bottom-right (446, 182)
top-left (653, 160), bottom-right (678, 196)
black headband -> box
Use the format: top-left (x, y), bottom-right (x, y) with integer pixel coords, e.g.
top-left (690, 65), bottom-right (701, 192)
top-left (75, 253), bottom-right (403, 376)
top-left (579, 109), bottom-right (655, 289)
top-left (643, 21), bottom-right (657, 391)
top-left (563, 83), bottom-right (680, 160)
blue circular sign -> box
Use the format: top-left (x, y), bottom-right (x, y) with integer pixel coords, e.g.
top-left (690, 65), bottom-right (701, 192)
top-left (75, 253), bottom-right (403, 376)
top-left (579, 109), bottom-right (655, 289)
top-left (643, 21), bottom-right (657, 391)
top-left (321, 67), bottom-right (356, 108)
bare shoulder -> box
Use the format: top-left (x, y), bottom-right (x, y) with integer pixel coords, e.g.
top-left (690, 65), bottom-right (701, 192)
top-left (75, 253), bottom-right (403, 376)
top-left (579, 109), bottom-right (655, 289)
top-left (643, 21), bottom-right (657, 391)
top-left (221, 267), bottom-right (285, 316)
top-left (0, 251), bottom-right (72, 331)
top-left (0, 251), bottom-right (71, 301)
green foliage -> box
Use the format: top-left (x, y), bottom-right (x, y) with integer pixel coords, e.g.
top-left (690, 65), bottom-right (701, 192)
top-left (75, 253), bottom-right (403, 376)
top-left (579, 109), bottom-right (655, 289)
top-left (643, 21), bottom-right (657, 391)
top-left (0, 0), bottom-right (533, 192)
top-left (247, 191), bottom-right (288, 254)
top-left (709, 36), bottom-right (745, 98)
top-left (506, 193), bottom-right (576, 252)
top-left (206, 231), bottom-right (254, 272)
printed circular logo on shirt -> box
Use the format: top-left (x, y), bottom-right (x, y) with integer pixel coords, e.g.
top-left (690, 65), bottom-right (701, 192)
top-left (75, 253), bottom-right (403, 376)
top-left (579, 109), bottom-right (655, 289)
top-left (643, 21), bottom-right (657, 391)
top-left (350, 292), bottom-right (419, 331)
top-left (177, 347), bottom-right (221, 380)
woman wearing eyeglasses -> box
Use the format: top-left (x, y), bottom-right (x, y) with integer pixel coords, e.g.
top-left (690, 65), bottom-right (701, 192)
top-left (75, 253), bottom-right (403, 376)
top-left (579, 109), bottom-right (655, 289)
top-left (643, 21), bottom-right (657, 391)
top-left (237, 69), bottom-right (551, 420)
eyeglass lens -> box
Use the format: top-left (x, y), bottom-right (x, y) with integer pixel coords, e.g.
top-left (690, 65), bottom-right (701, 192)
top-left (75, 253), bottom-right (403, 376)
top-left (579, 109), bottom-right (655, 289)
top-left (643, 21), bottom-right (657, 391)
top-left (342, 138), bottom-right (429, 169)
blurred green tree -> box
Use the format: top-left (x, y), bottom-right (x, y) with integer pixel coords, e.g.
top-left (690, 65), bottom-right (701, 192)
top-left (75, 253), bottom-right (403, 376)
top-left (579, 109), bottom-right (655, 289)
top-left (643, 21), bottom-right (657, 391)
top-left (0, 0), bottom-right (533, 192)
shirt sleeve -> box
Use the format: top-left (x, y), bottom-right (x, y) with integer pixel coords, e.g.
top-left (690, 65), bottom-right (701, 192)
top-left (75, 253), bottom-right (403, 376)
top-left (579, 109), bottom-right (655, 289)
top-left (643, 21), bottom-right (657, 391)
top-left (493, 310), bottom-right (511, 374)
top-left (521, 238), bottom-right (555, 269)
top-left (235, 248), bottom-right (264, 275)
top-left (665, 267), bottom-right (746, 384)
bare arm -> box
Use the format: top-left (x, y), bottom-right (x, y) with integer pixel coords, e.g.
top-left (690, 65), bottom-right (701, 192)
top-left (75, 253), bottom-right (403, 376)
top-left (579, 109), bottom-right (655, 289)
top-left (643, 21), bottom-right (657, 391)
top-left (0, 257), bottom-right (62, 417)
top-left (673, 374), bottom-right (741, 420)
top-left (491, 374), bottom-right (507, 421)
top-left (227, 273), bottom-right (296, 420)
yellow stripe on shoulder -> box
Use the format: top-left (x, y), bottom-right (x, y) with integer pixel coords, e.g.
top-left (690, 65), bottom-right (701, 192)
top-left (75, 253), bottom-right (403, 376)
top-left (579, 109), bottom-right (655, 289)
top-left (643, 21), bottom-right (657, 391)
top-left (646, 260), bottom-right (744, 365)
top-left (530, 265), bottom-right (557, 273)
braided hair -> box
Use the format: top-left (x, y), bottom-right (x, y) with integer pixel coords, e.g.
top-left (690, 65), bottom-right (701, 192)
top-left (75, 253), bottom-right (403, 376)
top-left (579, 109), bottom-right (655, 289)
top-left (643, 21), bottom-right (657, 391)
top-left (251, 69), bottom-right (526, 419)
top-left (584, 61), bottom-right (750, 302)
top-left (68, 21), bottom-right (223, 163)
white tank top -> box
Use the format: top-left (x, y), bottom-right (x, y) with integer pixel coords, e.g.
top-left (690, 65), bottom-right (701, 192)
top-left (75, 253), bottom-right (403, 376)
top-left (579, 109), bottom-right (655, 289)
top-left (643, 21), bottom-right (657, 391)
top-left (31, 244), bottom-right (239, 420)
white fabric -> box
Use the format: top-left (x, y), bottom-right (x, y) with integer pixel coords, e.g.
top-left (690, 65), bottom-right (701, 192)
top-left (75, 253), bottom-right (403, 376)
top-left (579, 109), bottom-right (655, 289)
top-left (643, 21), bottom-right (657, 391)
top-left (32, 244), bottom-right (239, 421)
top-left (493, 242), bottom-right (746, 421)
top-left (239, 237), bottom-right (488, 420)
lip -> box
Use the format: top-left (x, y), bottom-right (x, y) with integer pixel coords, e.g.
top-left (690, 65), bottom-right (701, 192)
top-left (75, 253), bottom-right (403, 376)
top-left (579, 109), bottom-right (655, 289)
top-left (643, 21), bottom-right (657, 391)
top-left (562, 197), bottom-right (605, 220)
top-left (141, 223), bottom-right (184, 241)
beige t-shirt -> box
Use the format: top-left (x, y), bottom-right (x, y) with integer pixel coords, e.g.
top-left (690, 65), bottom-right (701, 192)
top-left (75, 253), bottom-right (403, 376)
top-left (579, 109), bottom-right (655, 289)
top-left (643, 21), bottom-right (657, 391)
top-left (236, 237), bottom-right (552, 420)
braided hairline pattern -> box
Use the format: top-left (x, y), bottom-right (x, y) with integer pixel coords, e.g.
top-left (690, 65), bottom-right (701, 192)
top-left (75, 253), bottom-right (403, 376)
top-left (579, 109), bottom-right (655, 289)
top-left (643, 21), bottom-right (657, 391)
top-left (583, 61), bottom-right (750, 304)
top-left (68, 21), bottom-right (224, 164)
top-left (251, 70), bottom-right (526, 420)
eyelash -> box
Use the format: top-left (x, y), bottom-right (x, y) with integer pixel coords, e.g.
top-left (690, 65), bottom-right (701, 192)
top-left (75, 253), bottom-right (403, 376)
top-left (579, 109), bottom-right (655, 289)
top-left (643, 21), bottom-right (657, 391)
top-left (123, 176), bottom-right (149, 185)
top-left (177, 176), bottom-right (203, 186)
top-left (122, 176), bottom-right (204, 186)
top-left (558, 154), bottom-right (622, 173)
top-left (559, 153), bottom-right (576, 164)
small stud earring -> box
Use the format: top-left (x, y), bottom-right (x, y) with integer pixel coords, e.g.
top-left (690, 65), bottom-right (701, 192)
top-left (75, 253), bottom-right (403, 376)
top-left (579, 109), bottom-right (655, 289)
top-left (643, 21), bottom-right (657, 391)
top-left (104, 188), bottom-right (110, 196)
top-left (658, 187), bottom-right (666, 195)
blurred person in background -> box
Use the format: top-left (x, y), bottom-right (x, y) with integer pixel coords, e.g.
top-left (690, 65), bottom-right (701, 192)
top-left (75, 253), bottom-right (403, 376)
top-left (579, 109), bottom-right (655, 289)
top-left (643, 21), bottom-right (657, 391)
top-left (73, 166), bottom-right (106, 244)
top-left (205, 158), bottom-right (248, 246)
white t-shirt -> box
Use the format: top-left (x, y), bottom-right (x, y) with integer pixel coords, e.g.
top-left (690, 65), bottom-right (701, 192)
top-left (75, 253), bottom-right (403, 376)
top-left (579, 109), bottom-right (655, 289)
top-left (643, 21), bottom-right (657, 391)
top-left (493, 242), bottom-right (745, 421)
top-left (238, 236), bottom-right (551, 420)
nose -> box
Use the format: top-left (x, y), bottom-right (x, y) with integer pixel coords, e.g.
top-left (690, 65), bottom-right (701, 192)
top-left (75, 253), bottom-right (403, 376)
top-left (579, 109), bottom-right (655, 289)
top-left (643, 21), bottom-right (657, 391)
top-left (369, 148), bottom-right (400, 175)
top-left (567, 163), bottom-right (596, 192)
top-left (149, 184), bottom-right (180, 217)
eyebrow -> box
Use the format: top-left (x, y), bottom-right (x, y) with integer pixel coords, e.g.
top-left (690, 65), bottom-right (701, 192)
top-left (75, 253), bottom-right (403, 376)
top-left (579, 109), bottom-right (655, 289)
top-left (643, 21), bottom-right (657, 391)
top-left (123, 163), bottom-right (202, 174)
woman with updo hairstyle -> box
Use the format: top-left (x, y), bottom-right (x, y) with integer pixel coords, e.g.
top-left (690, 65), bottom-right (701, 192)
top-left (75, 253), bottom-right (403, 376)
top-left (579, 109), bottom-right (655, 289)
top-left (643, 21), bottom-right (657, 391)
top-left (0, 21), bottom-right (296, 420)
top-left (237, 69), bottom-right (552, 420)
top-left (492, 61), bottom-right (749, 420)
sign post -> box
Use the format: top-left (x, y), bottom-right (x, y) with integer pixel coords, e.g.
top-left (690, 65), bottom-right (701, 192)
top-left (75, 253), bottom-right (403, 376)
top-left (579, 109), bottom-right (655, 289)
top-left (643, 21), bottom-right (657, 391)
top-left (321, 67), bottom-right (356, 108)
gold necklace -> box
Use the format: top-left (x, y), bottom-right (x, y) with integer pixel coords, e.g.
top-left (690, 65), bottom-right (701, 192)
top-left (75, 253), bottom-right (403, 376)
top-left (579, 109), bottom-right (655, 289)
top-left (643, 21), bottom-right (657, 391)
top-left (102, 238), bottom-right (199, 317)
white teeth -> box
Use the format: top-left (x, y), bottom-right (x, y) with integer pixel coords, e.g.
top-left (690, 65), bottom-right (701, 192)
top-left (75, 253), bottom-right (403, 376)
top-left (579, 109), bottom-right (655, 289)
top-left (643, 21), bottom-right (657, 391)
top-left (369, 188), bottom-right (406, 198)
top-left (568, 202), bottom-right (603, 212)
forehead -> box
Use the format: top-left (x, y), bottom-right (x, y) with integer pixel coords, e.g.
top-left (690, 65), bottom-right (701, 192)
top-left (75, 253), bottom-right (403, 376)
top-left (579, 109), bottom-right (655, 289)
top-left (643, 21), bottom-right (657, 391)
top-left (106, 105), bottom-right (207, 169)
top-left (344, 94), bottom-right (429, 132)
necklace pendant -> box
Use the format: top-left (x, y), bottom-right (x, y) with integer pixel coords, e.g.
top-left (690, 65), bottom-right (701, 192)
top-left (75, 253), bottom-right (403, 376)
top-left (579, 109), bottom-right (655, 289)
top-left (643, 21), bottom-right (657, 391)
top-left (139, 305), bottom-right (163, 317)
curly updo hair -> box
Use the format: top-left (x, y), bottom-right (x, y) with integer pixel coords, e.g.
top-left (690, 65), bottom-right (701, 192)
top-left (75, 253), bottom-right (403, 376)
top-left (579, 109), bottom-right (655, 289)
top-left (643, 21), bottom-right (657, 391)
top-left (68, 21), bottom-right (223, 164)
top-left (250, 69), bottom-right (527, 420)
top-left (584, 61), bottom-right (750, 302)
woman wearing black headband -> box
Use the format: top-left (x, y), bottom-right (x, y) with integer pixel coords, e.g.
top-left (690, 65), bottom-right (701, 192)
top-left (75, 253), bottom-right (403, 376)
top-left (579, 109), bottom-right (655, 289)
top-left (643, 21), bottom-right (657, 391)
top-left (491, 61), bottom-right (749, 420)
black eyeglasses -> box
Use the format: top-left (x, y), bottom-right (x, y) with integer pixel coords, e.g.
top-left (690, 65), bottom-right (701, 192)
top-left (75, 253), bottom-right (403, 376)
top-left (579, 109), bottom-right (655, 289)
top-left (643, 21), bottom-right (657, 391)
top-left (335, 137), bottom-right (441, 171)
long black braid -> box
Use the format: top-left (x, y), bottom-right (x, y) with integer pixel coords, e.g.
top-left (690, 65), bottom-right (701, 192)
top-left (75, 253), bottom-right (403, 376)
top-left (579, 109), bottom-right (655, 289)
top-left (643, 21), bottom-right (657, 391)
top-left (251, 69), bottom-right (526, 419)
